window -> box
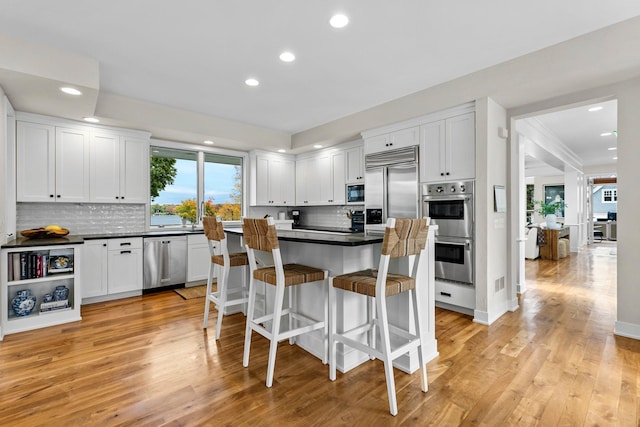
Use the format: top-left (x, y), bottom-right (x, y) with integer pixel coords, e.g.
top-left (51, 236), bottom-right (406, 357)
top-left (150, 145), bottom-right (244, 227)
top-left (602, 189), bottom-right (617, 203)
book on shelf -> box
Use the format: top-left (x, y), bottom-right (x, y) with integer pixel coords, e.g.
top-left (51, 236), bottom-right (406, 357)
top-left (40, 299), bottom-right (70, 313)
top-left (9, 251), bottom-right (53, 281)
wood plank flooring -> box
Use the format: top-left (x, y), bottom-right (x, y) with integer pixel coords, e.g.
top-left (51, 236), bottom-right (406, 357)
top-left (1, 242), bottom-right (638, 426)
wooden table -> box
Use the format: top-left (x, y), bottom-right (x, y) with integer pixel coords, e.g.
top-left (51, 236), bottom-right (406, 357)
top-left (540, 227), bottom-right (570, 260)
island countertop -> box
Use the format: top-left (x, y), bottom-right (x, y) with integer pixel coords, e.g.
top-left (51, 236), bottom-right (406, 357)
top-left (224, 227), bottom-right (384, 247)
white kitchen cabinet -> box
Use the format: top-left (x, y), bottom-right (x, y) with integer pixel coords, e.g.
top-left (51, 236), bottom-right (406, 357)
top-left (82, 238), bottom-right (143, 303)
top-left (1, 244), bottom-right (82, 338)
top-left (90, 132), bottom-right (148, 203)
top-left (296, 150), bottom-right (344, 205)
top-left (16, 121), bottom-right (90, 202)
top-left (364, 126), bottom-right (419, 154)
top-left (253, 154), bottom-right (295, 206)
top-left (345, 145), bottom-right (364, 183)
top-left (420, 112), bottom-right (475, 182)
top-left (187, 233), bottom-right (210, 283)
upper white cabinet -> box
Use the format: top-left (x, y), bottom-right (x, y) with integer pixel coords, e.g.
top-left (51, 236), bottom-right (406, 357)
top-left (17, 121), bottom-right (90, 202)
top-left (252, 152), bottom-right (295, 206)
top-left (345, 145), bottom-right (364, 183)
top-left (420, 112), bottom-right (475, 182)
top-left (364, 126), bottom-right (419, 155)
top-left (90, 132), bottom-right (148, 203)
top-left (296, 149), bottom-right (345, 205)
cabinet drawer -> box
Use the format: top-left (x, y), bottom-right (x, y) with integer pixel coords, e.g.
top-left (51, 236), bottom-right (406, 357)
top-left (107, 238), bottom-right (142, 251)
top-left (435, 280), bottom-right (475, 309)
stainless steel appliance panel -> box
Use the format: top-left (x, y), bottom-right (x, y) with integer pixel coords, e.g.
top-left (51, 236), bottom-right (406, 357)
top-left (143, 236), bottom-right (187, 289)
top-left (387, 164), bottom-right (418, 219)
top-left (364, 146), bottom-right (419, 230)
top-left (434, 237), bottom-right (473, 285)
top-left (422, 181), bottom-right (474, 238)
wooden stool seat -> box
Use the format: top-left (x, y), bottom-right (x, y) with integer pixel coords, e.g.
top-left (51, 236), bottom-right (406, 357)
top-left (254, 263), bottom-right (326, 287)
top-left (212, 252), bottom-right (248, 267)
top-left (332, 268), bottom-right (415, 297)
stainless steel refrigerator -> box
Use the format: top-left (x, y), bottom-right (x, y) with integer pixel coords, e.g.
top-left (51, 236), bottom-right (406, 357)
top-left (364, 146), bottom-right (419, 232)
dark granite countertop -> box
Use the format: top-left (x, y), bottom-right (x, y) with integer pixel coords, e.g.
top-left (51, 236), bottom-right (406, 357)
top-left (224, 227), bottom-right (383, 247)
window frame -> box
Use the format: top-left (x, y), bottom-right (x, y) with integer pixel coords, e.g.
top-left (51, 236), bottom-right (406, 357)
top-left (602, 188), bottom-right (617, 203)
top-left (148, 139), bottom-right (248, 229)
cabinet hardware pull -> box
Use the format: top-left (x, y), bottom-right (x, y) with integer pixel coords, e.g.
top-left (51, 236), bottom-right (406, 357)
top-left (440, 292), bottom-right (452, 297)
top-left (120, 250), bottom-right (132, 254)
top-left (115, 196), bottom-right (119, 199)
top-left (57, 195), bottom-right (61, 198)
top-left (120, 242), bottom-right (131, 246)
top-left (50, 194), bottom-right (54, 198)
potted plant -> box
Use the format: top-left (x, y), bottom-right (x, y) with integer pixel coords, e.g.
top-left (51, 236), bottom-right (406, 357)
top-left (535, 199), bottom-right (565, 229)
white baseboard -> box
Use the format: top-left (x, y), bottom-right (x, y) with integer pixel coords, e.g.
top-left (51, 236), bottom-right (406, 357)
top-left (614, 321), bottom-right (640, 340)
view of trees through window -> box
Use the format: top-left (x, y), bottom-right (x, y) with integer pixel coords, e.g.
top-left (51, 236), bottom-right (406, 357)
top-left (150, 146), bottom-right (243, 226)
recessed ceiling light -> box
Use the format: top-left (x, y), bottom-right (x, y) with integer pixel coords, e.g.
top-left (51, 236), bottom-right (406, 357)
top-left (313, 144), bottom-right (323, 149)
top-left (608, 147), bottom-right (617, 151)
top-left (203, 140), bottom-right (214, 145)
top-left (245, 78), bottom-right (259, 87)
top-left (588, 106), bottom-right (603, 112)
top-left (600, 132), bottom-right (612, 137)
top-left (279, 51), bottom-right (295, 62)
top-left (83, 117), bottom-right (99, 123)
top-left (613, 157), bottom-right (618, 160)
top-left (60, 87), bottom-right (82, 95)
top-left (277, 149), bottom-right (286, 153)
top-left (330, 14), bottom-right (349, 28)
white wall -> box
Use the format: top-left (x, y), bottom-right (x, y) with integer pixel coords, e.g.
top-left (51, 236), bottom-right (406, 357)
top-left (474, 97), bottom-right (509, 324)
top-left (0, 86), bottom-right (6, 244)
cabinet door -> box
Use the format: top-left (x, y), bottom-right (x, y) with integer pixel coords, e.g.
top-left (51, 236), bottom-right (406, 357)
top-left (295, 157), bottom-right (311, 205)
top-left (82, 240), bottom-right (108, 298)
top-left (420, 120), bottom-right (446, 182)
top-left (313, 154), bottom-right (331, 204)
top-left (271, 158), bottom-right (295, 205)
top-left (56, 127), bottom-right (90, 202)
top-left (187, 234), bottom-right (210, 282)
top-left (446, 112), bottom-right (475, 181)
top-left (254, 156), bottom-right (271, 205)
top-left (364, 134), bottom-right (389, 154)
top-left (16, 121), bottom-right (55, 202)
top-left (90, 132), bottom-right (120, 203)
top-left (330, 150), bottom-right (346, 204)
top-left (120, 137), bottom-right (149, 203)
top-left (108, 248), bottom-right (143, 293)
top-left (389, 126), bottom-right (419, 150)
top-left (345, 146), bottom-right (364, 183)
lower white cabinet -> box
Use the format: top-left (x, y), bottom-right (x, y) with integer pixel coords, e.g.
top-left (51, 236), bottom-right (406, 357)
top-left (435, 280), bottom-right (475, 310)
top-left (187, 234), bottom-right (210, 283)
top-left (83, 238), bottom-right (143, 302)
top-left (1, 244), bottom-right (82, 339)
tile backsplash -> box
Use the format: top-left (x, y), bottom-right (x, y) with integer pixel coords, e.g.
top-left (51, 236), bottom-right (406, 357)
top-left (17, 203), bottom-right (147, 235)
top-left (247, 205), bottom-right (362, 229)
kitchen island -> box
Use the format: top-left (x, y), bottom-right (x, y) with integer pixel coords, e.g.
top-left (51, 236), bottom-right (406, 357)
top-left (224, 226), bottom-right (438, 374)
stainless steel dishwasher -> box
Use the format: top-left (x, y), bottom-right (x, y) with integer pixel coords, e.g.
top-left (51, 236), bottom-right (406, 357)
top-left (143, 236), bottom-right (187, 292)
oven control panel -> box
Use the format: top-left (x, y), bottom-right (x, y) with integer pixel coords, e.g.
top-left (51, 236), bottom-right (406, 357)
top-left (423, 180), bottom-right (474, 196)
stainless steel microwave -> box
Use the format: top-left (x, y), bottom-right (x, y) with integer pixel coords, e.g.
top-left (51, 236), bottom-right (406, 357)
top-left (346, 184), bottom-right (365, 204)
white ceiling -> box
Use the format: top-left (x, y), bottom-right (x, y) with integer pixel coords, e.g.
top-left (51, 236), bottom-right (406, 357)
top-left (0, 1), bottom-right (638, 154)
top-left (525, 99), bottom-right (618, 176)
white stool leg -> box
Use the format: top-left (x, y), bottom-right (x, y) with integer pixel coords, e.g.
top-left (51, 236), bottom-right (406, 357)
top-left (214, 263), bottom-right (229, 340)
top-left (203, 261), bottom-right (214, 328)
top-left (377, 294), bottom-right (398, 416)
top-left (243, 275), bottom-right (258, 368)
top-left (322, 277), bottom-right (328, 364)
top-left (329, 279), bottom-right (337, 380)
top-left (412, 287), bottom-right (428, 392)
top-left (266, 283), bottom-right (285, 387)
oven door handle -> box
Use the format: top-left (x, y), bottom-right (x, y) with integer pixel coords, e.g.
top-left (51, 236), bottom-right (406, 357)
top-left (437, 240), bottom-right (471, 250)
top-left (423, 195), bottom-right (471, 201)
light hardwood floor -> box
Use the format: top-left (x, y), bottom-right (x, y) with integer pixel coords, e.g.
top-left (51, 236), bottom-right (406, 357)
top-left (1, 241), bottom-right (638, 426)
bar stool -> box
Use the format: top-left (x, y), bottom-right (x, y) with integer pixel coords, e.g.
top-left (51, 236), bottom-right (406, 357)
top-left (242, 217), bottom-right (328, 387)
top-left (329, 217), bottom-right (429, 416)
top-left (202, 216), bottom-right (249, 340)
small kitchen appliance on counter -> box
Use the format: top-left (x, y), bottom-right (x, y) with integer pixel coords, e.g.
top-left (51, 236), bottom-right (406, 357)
top-left (350, 210), bottom-right (365, 232)
top-left (291, 210), bottom-right (301, 226)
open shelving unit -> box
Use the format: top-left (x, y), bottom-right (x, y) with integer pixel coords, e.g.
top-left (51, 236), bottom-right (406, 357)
top-left (1, 244), bottom-right (82, 339)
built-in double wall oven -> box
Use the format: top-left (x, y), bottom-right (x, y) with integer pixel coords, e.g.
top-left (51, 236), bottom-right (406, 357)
top-left (422, 181), bottom-right (474, 286)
